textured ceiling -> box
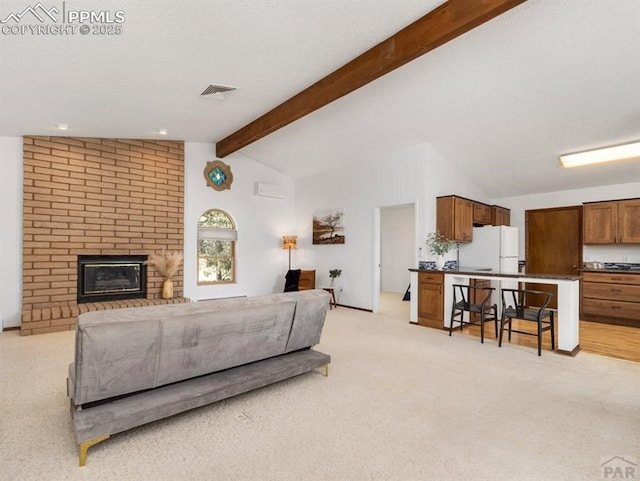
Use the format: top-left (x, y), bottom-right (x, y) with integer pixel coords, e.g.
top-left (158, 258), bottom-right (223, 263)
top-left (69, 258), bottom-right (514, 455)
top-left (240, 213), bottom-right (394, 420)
top-left (1, 0), bottom-right (639, 197)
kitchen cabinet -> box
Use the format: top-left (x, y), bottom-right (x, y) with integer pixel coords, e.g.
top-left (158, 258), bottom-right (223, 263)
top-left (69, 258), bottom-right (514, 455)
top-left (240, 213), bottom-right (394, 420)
top-left (491, 206), bottom-right (511, 226)
top-left (620, 199), bottom-right (640, 243)
top-left (583, 198), bottom-right (640, 244)
top-left (436, 195), bottom-right (473, 242)
top-left (473, 202), bottom-right (492, 225)
top-left (417, 272), bottom-right (444, 328)
top-left (581, 271), bottom-right (640, 327)
top-left (583, 201), bottom-right (618, 244)
top-left (437, 196), bottom-right (511, 242)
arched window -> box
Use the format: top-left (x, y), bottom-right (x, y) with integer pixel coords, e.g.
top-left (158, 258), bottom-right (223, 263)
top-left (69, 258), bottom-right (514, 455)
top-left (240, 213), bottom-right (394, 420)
top-left (197, 209), bottom-right (237, 284)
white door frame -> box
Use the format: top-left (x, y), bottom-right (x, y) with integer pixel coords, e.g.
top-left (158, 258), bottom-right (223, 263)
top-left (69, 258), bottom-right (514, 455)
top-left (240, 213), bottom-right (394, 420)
top-left (372, 201), bottom-right (419, 314)
top-left (372, 207), bottom-right (381, 313)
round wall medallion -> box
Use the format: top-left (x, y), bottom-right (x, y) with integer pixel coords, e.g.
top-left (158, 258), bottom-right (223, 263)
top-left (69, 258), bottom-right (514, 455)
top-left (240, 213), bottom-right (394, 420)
top-left (203, 160), bottom-right (233, 191)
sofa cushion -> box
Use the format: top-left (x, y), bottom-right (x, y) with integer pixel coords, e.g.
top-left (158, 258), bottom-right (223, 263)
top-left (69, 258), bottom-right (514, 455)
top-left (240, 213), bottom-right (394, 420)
top-left (73, 297), bottom-right (296, 405)
top-left (278, 290), bottom-right (330, 352)
top-left (72, 349), bottom-right (331, 444)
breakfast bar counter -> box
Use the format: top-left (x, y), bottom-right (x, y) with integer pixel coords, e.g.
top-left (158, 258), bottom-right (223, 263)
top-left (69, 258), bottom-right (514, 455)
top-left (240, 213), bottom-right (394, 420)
top-left (408, 268), bottom-right (581, 356)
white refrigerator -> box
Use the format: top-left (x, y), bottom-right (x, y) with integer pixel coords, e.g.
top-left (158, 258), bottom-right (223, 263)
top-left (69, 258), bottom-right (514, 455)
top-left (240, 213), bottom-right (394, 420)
top-left (459, 226), bottom-right (519, 273)
top-left (458, 226), bottom-right (520, 309)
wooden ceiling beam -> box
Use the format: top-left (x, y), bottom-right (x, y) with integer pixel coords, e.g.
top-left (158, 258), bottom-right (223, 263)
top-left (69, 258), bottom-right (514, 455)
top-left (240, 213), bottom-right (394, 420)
top-left (216, 0), bottom-right (526, 158)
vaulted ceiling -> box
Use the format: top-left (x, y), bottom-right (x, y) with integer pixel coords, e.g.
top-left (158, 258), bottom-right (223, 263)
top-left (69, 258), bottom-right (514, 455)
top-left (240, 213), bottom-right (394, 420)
top-left (0, 0), bottom-right (638, 197)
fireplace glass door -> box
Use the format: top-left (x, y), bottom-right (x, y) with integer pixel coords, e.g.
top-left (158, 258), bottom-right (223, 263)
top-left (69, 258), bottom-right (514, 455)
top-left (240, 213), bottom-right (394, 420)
top-left (77, 255), bottom-right (147, 303)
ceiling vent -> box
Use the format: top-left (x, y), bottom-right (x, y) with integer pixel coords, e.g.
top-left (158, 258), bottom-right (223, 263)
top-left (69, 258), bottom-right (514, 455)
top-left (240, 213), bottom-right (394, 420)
top-left (200, 84), bottom-right (237, 100)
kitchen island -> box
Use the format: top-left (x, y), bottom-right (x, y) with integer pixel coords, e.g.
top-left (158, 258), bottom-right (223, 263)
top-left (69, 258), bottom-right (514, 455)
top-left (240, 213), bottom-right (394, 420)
top-left (408, 268), bottom-right (581, 356)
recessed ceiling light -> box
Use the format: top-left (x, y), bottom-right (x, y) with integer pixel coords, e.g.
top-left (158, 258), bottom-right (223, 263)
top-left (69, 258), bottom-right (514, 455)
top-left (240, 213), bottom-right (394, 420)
top-left (157, 129), bottom-right (168, 135)
top-left (56, 123), bottom-right (69, 130)
top-left (559, 140), bottom-right (640, 168)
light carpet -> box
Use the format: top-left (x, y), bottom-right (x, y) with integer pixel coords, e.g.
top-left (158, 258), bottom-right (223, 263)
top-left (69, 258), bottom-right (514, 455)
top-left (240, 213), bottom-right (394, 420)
top-left (0, 302), bottom-right (638, 481)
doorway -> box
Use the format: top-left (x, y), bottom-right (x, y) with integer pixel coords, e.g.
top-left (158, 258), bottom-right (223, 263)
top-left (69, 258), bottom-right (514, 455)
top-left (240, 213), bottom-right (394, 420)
top-left (372, 203), bottom-right (416, 316)
top-left (525, 206), bottom-right (582, 308)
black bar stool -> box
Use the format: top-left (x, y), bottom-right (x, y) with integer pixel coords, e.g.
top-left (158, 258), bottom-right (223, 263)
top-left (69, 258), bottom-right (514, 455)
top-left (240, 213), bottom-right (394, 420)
top-left (449, 284), bottom-right (498, 343)
top-left (499, 288), bottom-right (555, 356)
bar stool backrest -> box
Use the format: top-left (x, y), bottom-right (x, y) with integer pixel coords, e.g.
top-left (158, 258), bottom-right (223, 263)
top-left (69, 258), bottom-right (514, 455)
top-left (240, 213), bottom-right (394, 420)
top-left (501, 288), bottom-right (552, 319)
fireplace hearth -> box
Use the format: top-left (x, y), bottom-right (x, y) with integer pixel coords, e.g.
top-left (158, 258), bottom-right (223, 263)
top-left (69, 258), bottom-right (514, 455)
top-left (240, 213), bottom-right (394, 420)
top-left (77, 255), bottom-right (147, 303)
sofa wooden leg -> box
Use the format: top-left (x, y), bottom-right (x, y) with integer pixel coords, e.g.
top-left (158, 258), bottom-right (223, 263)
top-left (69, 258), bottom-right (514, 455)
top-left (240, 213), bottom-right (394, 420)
top-left (323, 364), bottom-right (329, 377)
top-left (79, 435), bottom-right (110, 466)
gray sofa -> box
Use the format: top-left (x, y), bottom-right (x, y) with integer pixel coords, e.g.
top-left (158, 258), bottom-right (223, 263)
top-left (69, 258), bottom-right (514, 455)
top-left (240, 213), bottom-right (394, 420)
top-left (67, 289), bottom-right (331, 466)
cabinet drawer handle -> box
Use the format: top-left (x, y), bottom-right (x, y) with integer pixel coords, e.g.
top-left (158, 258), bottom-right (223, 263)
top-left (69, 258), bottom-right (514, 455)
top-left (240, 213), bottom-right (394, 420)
top-left (610, 277), bottom-right (622, 281)
top-left (610, 289), bottom-right (622, 292)
top-left (610, 305), bottom-right (622, 310)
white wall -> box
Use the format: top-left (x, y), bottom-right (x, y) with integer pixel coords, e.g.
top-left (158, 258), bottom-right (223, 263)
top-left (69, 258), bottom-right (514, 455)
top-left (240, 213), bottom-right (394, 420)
top-left (0, 137), bottom-right (23, 329)
top-left (381, 204), bottom-right (414, 293)
top-left (183, 144), bottom-right (296, 300)
top-left (295, 143), bottom-right (489, 310)
top-left (492, 181), bottom-right (640, 263)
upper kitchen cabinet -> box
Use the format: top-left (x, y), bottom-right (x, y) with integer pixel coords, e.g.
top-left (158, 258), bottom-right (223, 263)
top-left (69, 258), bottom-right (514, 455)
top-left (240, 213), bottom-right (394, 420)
top-left (491, 205), bottom-right (511, 226)
top-left (584, 201), bottom-right (618, 244)
top-left (584, 198), bottom-right (640, 244)
top-left (437, 195), bottom-right (473, 242)
top-left (620, 199), bottom-right (640, 243)
top-left (472, 202), bottom-right (492, 226)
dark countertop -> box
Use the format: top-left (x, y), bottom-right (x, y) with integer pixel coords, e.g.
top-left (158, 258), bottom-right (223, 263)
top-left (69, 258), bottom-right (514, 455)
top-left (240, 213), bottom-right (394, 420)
top-left (409, 267), bottom-right (580, 281)
top-left (409, 266), bottom-right (490, 274)
top-left (579, 268), bottom-right (640, 274)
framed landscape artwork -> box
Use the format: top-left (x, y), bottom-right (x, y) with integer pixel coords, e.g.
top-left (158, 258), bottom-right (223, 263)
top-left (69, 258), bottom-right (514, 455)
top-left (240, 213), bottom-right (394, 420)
top-left (313, 209), bottom-right (345, 245)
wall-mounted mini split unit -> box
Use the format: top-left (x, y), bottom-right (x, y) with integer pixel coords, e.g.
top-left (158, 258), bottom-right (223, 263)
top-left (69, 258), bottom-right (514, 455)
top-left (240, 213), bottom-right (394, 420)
top-left (254, 182), bottom-right (285, 199)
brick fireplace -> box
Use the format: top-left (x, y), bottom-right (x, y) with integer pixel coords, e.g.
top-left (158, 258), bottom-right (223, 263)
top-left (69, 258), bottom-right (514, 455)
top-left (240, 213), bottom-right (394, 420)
top-left (21, 136), bottom-right (186, 335)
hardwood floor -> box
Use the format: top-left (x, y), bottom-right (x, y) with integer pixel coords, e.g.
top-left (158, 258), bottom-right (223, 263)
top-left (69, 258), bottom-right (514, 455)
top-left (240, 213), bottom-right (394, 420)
top-left (455, 316), bottom-right (640, 363)
top-left (578, 320), bottom-right (640, 363)
top-left (381, 292), bottom-right (639, 362)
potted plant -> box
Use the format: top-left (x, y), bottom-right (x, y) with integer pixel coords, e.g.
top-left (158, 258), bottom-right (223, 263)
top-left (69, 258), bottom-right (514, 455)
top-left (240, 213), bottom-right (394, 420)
top-left (329, 269), bottom-right (342, 287)
top-left (146, 249), bottom-right (183, 299)
top-left (425, 232), bottom-right (455, 269)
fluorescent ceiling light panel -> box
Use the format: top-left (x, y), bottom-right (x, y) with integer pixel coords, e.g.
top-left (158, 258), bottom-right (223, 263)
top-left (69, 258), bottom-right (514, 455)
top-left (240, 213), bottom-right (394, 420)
top-left (560, 140), bottom-right (640, 168)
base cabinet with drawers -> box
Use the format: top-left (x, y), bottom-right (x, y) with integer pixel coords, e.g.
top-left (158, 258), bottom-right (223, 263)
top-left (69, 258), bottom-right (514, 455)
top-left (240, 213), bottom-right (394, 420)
top-left (581, 272), bottom-right (640, 327)
top-left (417, 272), bottom-right (444, 329)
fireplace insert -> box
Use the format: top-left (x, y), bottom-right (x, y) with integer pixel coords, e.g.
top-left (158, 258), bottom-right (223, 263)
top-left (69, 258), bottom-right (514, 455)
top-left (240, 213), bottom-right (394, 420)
top-left (77, 255), bottom-right (147, 303)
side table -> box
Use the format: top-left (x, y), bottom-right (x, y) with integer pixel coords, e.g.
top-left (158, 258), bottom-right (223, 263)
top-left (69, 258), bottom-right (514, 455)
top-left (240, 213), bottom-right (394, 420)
top-left (321, 287), bottom-right (337, 309)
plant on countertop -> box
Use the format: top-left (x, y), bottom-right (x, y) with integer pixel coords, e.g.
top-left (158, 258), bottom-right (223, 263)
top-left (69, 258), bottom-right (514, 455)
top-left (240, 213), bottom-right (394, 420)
top-left (146, 249), bottom-right (183, 299)
top-left (425, 231), bottom-right (455, 256)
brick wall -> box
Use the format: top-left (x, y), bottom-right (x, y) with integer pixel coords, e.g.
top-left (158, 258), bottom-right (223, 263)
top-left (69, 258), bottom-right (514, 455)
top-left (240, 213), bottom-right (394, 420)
top-left (21, 136), bottom-right (185, 335)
